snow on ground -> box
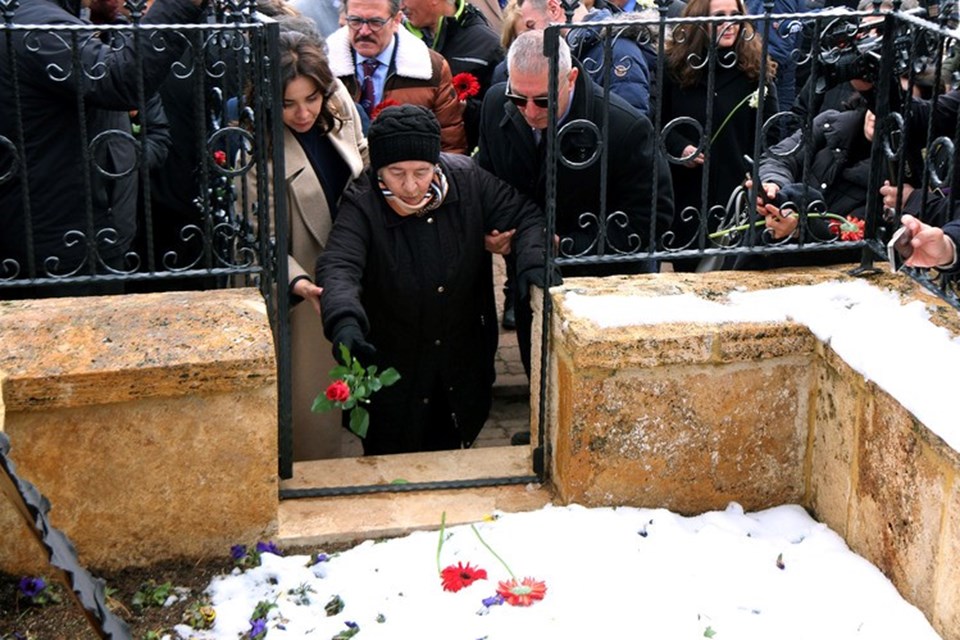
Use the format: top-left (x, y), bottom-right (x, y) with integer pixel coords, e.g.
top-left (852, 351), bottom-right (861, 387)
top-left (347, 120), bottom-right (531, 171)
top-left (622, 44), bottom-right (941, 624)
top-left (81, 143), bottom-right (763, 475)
top-left (176, 503), bottom-right (940, 639)
top-left (176, 280), bottom-right (952, 639)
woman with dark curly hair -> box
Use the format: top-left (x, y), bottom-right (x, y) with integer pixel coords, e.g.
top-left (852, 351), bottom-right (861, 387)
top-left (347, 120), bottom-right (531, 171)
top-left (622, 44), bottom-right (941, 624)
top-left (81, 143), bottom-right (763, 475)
top-left (660, 0), bottom-right (779, 268)
top-left (253, 30), bottom-right (369, 459)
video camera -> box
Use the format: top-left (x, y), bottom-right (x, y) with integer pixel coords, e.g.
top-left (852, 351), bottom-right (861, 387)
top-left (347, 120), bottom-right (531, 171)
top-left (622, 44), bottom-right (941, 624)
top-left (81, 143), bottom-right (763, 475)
top-left (807, 7), bottom-right (932, 93)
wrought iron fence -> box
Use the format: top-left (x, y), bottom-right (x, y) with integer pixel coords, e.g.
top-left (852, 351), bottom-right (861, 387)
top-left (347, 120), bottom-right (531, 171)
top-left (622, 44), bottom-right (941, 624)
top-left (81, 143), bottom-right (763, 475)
top-left (4, 0), bottom-right (960, 488)
top-left (0, 0), bottom-right (294, 476)
top-left (531, 0), bottom-right (960, 476)
top-left (541, 0), bottom-right (960, 284)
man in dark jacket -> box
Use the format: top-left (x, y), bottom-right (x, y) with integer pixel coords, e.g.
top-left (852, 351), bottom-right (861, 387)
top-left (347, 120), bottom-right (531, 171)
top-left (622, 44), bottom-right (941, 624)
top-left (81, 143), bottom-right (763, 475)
top-left (402, 0), bottom-right (503, 149)
top-left (316, 105), bottom-right (546, 455)
top-left (477, 29), bottom-right (673, 375)
top-left (0, 0), bottom-right (207, 295)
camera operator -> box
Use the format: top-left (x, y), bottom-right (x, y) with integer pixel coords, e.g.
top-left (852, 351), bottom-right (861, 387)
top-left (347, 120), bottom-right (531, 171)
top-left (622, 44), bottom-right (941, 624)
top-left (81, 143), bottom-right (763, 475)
top-left (793, 0), bottom-right (918, 119)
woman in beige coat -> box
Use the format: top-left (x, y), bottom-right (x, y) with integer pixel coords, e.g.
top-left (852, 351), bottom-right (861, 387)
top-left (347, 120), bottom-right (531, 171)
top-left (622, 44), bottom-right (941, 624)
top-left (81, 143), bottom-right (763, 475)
top-left (265, 31), bottom-right (369, 459)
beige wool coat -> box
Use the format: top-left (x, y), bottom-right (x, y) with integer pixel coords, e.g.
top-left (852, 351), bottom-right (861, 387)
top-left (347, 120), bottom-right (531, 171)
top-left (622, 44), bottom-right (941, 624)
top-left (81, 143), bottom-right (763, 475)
top-left (255, 79), bottom-right (368, 460)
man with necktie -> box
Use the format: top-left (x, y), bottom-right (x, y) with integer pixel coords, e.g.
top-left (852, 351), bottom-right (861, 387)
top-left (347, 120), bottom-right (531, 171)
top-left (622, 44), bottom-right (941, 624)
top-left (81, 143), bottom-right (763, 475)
top-left (326, 0), bottom-right (468, 153)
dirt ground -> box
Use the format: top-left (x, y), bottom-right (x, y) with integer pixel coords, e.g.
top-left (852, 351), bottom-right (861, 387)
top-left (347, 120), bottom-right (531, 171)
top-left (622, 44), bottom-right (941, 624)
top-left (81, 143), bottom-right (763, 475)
top-left (0, 544), bottom-right (339, 640)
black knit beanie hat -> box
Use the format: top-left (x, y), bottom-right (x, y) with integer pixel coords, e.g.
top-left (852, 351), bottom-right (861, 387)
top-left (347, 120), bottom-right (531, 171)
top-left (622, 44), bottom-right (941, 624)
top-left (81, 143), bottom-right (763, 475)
top-left (368, 104), bottom-right (442, 172)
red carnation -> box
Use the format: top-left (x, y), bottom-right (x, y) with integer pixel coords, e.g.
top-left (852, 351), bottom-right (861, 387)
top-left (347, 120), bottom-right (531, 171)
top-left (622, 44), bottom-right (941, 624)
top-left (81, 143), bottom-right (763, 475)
top-left (325, 380), bottom-right (350, 403)
top-left (440, 562), bottom-right (487, 592)
top-left (370, 98), bottom-right (401, 121)
top-left (496, 577), bottom-right (547, 606)
top-left (451, 72), bottom-right (480, 102)
top-left (213, 150), bottom-right (227, 167)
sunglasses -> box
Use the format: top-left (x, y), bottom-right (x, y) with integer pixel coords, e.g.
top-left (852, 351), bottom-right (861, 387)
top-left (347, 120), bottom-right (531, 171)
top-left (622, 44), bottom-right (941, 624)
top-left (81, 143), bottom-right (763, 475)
top-left (345, 15), bottom-right (394, 31)
top-left (504, 88), bottom-right (550, 109)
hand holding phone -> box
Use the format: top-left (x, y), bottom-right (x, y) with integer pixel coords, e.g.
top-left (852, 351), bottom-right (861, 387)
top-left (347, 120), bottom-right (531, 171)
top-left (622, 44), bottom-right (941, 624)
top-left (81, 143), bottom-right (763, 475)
top-left (887, 225), bottom-right (914, 272)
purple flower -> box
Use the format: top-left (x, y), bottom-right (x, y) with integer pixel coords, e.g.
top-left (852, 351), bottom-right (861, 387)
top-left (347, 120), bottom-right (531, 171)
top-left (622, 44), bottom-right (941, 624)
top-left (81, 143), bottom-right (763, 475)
top-left (481, 593), bottom-right (505, 607)
top-left (311, 552), bottom-right (330, 565)
top-left (256, 540), bottom-right (282, 556)
top-left (18, 577), bottom-right (45, 599)
top-left (249, 617), bottom-right (267, 637)
top-left (230, 545), bottom-right (248, 561)
top-left (346, 621), bottom-right (358, 629)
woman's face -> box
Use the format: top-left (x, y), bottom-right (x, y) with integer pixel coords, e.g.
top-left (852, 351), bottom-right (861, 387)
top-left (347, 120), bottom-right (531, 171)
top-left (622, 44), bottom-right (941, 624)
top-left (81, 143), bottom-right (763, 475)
top-left (283, 76), bottom-right (324, 133)
top-left (379, 160), bottom-right (435, 207)
top-left (709, 0), bottom-right (742, 49)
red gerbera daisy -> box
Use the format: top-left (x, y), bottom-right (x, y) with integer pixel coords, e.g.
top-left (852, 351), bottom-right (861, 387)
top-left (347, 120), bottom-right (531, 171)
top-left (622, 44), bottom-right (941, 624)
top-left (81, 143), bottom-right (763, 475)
top-left (496, 577), bottom-right (547, 606)
top-left (829, 215), bottom-right (865, 242)
top-left (451, 72), bottom-right (481, 102)
top-left (440, 562), bottom-right (488, 592)
top-left (370, 98), bottom-right (401, 121)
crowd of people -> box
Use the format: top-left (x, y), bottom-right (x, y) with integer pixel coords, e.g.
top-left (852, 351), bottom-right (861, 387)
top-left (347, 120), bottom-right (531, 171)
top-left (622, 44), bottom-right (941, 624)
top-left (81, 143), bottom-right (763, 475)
top-left (2, 0), bottom-right (958, 458)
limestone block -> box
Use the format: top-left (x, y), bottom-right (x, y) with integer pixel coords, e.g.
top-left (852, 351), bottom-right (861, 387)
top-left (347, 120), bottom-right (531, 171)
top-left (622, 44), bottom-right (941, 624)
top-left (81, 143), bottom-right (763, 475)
top-left (848, 388), bottom-right (947, 616)
top-left (807, 351), bottom-right (862, 539)
top-left (934, 477), bottom-right (960, 640)
top-left (0, 290), bottom-right (275, 411)
top-left (0, 289), bottom-right (279, 573)
top-left (551, 360), bottom-right (808, 513)
top-left (0, 390), bottom-right (278, 572)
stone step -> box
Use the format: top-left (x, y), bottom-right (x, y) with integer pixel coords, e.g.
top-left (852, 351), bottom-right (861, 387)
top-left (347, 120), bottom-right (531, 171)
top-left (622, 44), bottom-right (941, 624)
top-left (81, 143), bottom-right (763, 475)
top-left (277, 447), bottom-right (551, 548)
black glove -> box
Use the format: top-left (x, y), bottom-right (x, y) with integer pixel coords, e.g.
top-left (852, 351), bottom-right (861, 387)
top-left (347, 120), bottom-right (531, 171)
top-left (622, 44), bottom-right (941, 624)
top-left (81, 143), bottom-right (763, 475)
top-left (773, 183), bottom-right (825, 212)
top-left (330, 320), bottom-right (377, 365)
top-left (517, 265), bottom-right (562, 302)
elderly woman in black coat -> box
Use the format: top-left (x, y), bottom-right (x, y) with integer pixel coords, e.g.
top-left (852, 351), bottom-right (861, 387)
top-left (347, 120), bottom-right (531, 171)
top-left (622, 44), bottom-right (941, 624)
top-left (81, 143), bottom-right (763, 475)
top-left (316, 104), bottom-right (547, 455)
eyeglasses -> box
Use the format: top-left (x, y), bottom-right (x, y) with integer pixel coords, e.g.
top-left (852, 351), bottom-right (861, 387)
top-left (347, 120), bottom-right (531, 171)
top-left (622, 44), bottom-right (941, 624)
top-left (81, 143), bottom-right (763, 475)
top-left (504, 87), bottom-right (550, 109)
top-left (345, 15), bottom-right (394, 31)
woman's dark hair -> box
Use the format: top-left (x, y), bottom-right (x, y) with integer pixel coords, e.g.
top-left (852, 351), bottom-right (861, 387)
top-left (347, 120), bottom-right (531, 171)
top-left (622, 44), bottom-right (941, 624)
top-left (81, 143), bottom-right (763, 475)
top-left (278, 30), bottom-right (342, 134)
top-left (666, 0), bottom-right (777, 88)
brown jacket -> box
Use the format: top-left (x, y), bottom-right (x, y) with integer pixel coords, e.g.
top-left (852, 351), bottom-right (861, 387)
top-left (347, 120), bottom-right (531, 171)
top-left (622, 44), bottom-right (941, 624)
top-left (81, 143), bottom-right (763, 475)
top-left (248, 79), bottom-right (368, 460)
top-left (327, 26), bottom-right (467, 154)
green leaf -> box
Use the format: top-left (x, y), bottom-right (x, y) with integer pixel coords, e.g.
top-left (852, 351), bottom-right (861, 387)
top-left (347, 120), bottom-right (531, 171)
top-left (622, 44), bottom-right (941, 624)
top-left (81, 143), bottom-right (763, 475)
top-left (353, 382), bottom-right (367, 399)
top-left (329, 365), bottom-right (349, 379)
top-left (389, 478), bottom-right (409, 484)
top-left (342, 398), bottom-right (356, 411)
top-left (367, 364), bottom-right (378, 376)
top-left (350, 407), bottom-right (369, 438)
top-left (311, 396), bottom-right (334, 413)
top-left (369, 378), bottom-right (383, 392)
top-left (351, 357), bottom-right (364, 375)
top-left (338, 344), bottom-right (351, 366)
top-left (704, 626), bottom-right (717, 638)
top-left (379, 368), bottom-right (401, 386)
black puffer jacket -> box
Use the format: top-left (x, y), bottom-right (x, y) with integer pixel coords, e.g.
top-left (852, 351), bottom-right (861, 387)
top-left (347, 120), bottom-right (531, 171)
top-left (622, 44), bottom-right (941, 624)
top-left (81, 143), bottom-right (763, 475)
top-left (760, 108), bottom-right (874, 223)
top-left (0, 0), bottom-right (204, 278)
top-left (316, 153), bottom-right (545, 454)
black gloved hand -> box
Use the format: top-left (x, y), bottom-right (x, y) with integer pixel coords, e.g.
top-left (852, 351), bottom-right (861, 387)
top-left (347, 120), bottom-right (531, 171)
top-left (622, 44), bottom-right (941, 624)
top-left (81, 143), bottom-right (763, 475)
top-left (330, 320), bottom-right (377, 365)
top-left (517, 265), bottom-right (562, 302)
top-left (773, 183), bottom-right (825, 212)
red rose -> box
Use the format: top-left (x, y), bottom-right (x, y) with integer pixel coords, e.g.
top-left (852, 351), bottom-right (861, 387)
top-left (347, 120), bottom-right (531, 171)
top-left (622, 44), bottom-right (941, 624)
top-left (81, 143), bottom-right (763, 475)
top-left (213, 150), bottom-right (227, 167)
top-left (325, 380), bottom-right (350, 403)
top-left (451, 72), bottom-right (480, 102)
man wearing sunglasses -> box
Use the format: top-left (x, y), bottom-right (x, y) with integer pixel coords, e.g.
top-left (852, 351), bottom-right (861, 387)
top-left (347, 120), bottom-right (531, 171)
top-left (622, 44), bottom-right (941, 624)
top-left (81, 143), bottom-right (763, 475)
top-left (326, 0), bottom-right (467, 153)
top-left (477, 29), bottom-right (674, 378)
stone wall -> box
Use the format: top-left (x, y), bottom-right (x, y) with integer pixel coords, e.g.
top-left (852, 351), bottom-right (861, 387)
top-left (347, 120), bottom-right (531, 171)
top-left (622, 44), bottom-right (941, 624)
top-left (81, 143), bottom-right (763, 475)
top-left (537, 268), bottom-right (960, 640)
top-left (0, 289), bottom-right (279, 573)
